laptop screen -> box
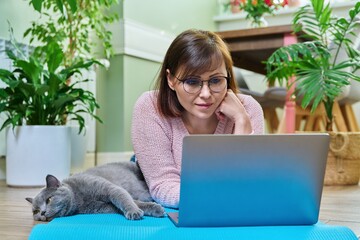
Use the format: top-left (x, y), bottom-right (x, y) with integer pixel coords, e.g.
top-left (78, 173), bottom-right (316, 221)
top-left (171, 134), bottom-right (329, 227)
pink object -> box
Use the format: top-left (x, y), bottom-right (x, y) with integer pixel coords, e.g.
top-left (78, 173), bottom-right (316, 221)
top-left (283, 33), bottom-right (298, 133)
top-left (131, 91), bottom-right (264, 208)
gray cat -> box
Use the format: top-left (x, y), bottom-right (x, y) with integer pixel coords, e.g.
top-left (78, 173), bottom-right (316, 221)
top-left (26, 161), bottom-right (165, 221)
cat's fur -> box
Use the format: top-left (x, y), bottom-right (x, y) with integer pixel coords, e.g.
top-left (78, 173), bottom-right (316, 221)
top-left (26, 162), bottom-right (165, 221)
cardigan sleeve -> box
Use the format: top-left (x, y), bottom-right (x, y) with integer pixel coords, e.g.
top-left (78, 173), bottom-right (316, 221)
top-left (131, 91), bottom-right (180, 208)
top-left (238, 94), bottom-right (265, 134)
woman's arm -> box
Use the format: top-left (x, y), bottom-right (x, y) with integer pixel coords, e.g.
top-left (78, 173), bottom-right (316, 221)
top-left (131, 92), bottom-right (180, 208)
top-left (216, 90), bottom-right (264, 134)
top-left (239, 94), bottom-right (265, 134)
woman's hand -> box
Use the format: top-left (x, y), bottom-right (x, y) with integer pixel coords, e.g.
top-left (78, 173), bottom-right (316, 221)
top-left (215, 90), bottom-right (253, 134)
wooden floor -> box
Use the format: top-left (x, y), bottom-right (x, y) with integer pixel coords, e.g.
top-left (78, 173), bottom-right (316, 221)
top-left (0, 180), bottom-right (359, 240)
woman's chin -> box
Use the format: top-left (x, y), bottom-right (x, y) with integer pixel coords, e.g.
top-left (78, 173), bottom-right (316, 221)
top-left (193, 111), bottom-right (217, 120)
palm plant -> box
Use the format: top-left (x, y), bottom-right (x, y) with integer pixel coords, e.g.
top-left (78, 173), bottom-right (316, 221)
top-left (266, 0), bottom-right (360, 131)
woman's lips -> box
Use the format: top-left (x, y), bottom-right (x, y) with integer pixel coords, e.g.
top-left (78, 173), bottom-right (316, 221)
top-left (195, 103), bottom-right (213, 109)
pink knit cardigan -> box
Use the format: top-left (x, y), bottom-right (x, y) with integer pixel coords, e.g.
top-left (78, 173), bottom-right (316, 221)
top-left (131, 91), bottom-right (264, 208)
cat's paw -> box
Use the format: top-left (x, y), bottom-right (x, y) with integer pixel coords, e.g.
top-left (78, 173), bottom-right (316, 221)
top-left (124, 207), bottom-right (144, 220)
top-left (145, 202), bottom-right (166, 218)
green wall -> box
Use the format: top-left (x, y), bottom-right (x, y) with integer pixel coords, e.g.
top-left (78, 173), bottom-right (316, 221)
top-left (123, 56), bottom-right (160, 150)
top-left (96, 0), bottom-right (219, 153)
top-left (96, 56), bottom-right (124, 152)
top-left (124, 0), bottom-right (218, 33)
top-left (96, 54), bottom-right (160, 152)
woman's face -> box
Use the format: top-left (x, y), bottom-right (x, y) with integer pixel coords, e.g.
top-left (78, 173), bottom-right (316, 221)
top-left (167, 61), bottom-right (228, 121)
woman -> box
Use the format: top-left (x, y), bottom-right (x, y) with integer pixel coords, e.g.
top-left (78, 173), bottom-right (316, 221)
top-left (131, 29), bottom-right (264, 208)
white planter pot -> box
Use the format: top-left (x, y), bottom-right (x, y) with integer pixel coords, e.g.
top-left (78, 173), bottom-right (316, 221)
top-left (6, 126), bottom-right (71, 187)
top-left (70, 126), bottom-right (88, 172)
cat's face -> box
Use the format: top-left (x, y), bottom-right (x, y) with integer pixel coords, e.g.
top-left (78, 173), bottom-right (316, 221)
top-left (26, 175), bottom-right (72, 221)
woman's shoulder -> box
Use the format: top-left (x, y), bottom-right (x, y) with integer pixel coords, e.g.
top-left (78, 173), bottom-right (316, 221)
top-left (133, 90), bottom-right (175, 125)
top-left (136, 90), bottom-right (157, 104)
top-left (236, 93), bottom-right (259, 105)
top-left (132, 90), bottom-right (183, 139)
top-left (236, 93), bottom-right (263, 113)
top-left (236, 93), bottom-right (264, 134)
top-left (134, 91), bottom-right (158, 111)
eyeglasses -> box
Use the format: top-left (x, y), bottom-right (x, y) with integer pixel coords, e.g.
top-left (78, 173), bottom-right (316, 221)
top-left (173, 75), bottom-right (229, 94)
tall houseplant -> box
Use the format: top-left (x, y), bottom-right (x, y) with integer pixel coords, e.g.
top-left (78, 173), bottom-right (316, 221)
top-left (266, 0), bottom-right (360, 185)
top-left (0, 35), bottom-right (101, 186)
top-left (25, 0), bottom-right (119, 67)
top-left (24, 0), bottom-right (119, 172)
top-left (266, 0), bottom-right (360, 132)
top-left (0, 0), bottom-right (119, 185)
top-left (26, 0), bottom-right (119, 169)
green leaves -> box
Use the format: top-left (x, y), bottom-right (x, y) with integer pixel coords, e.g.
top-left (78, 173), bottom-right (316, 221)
top-left (0, 39), bottom-right (101, 133)
top-left (14, 59), bottom-right (42, 85)
top-left (0, 0), bottom-right (118, 133)
top-left (31, 0), bottom-right (78, 14)
top-left (45, 41), bottom-right (64, 73)
top-left (66, 0), bottom-right (78, 13)
top-left (349, 2), bottom-right (360, 19)
top-left (25, 0), bottom-right (119, 67)
top-left (266, 0), bottom-right (360, 131)
top-left (0, 69), bottom-right (17, 87)
top-left (30, 0), bottom-right (43, 12)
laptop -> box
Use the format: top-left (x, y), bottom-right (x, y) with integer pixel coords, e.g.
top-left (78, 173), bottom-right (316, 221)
top-left (167, 134), bottom-right (330, 227)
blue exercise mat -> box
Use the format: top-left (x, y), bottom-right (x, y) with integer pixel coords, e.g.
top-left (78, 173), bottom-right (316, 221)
top-left (29, 213), bottom-right (357, 240)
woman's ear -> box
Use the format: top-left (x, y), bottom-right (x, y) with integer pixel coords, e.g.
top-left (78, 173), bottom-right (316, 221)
top-left (166, 69), bottom-right (175, 91)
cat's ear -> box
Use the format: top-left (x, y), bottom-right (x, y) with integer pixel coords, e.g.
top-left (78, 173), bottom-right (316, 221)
top-left (46, 175), bottom-right (61, 188)
top-left (25, 197), bottom-right (33, 204)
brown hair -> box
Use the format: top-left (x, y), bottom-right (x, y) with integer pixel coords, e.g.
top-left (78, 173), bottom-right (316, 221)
top-left (155, 29), bottom-right (237, 118)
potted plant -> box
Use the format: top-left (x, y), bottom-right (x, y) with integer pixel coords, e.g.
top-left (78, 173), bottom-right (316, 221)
top-left (223, 0), bottom-right (288, 27)
top-left (26, 0), bottom-right (119, 167)
top-left (0, 0), bottom-right (119, 185)
top-left (0, 29), bottom-right (102, 186)
top-left (265, 0), bottom-right (360, 185)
